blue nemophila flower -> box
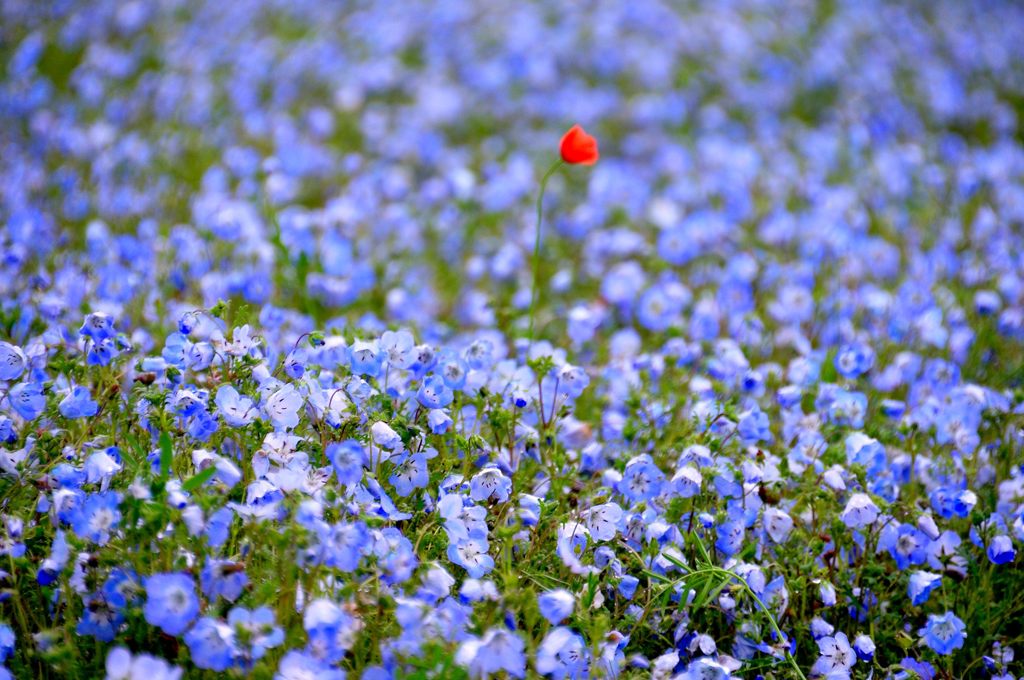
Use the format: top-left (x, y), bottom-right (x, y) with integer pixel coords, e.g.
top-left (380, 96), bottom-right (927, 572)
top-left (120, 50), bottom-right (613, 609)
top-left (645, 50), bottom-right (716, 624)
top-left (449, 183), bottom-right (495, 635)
top-left (162, 332), bottom-right (192, 369)
top-left (415, 564), bottom-right (456, 604)
top-left (216, 385), bottom-right (256, 427)
top-left (618, 454), bottom-right (664, 502)
top-left (184, 617), bottom-right (236, 671)
top-left (518, 494), bottom-right (542, 527)
top-left (680, 657), bottom-right (730, 679)
top-left (276, 650), bottom-right (344, 680)
top-left (344, 375), bottom-right (373, 404)
top-left (77, 593), bottom-right (123, 642)
top-left (53, 488), bottom-right (86, 524)
top-left (927, 530), bottom-right (967, 576)
top-left (459, 578), bottom-right (500, 604)
top-left (188, 410), bottom-right (219, 442)
top-left (457, 627), bottom-right (526, 679)
top-left (536, 626), bottom-right (588, 678)
top-left (172, 386), bottom-right (208, 418)
top-left (178, 312), bottom-right (198, 335)
top-left (326, 440), bottom-right (366, 486)
top-left (303, 599), bottom-right (360, 664)
top-left (373, 527), bottom-right (418, 583)
top-left (879, 523), bottom-right (928, 570)
top-left (845, 432), bottom-right (887, 477)
top-left (987, 535), bottom-right (1016, 565)
top-left (436, 349), bottom-right (469, 390)
top-left (567, 305), bottom-right (603, 347)
top-left (224, 325), bottom-right (259, 358)
top-left (407, 342), bottom-right (437, 375)
top-left (368, 419), bottom-right (399, 450)
top-left (302, 380), bottom-right (348, 428)
top-left (840, 493), bottom-right (879, 529)
top-left (390, 452), bottom-right (428, 497)
top-left (70, 492), bottom-right (120, 545)
top-left (537, 589), bottom-right (575, 625)
top-left (0, 416), bottom-right (14, 445)
top-left (321, 521), bottom-right (369, 572)
top-left (380, 329), bottom-right (416, 369)
top-left (0, 342), bottom-right (26, 381)
top-left (671, 464), bottom-right (702, 498)
top-left (51, 463), bottom-right (86, 489)
top-left (737, 406), bottom-right (772, 444)
top-left (836, 342), bottom-right (875, 379)
top-left (201, 558), bottom-right (248, 602)
top-left (899, 657), bottom-right (936, 680)
top-left (636, 282), bottom-right (684, 332)
top-left (417, 374), bottom-right (453, 409)
top-left (0, 624), bottom-right (12, 663)
top-left (556, 523), bottom-right (597, 576)
top-left (0, 518), bottom-right (23, 561)
top-left (853, 634), bottom-right (875, 662)
top-left (818, 581), bottom-right (837, 607)
top-left (104, 646), bottom-right (182, 680)
top-left (80, 312), bottom-right (116, 341)
top-left (204, 507), bottom-right (235, 549)
top-left (618, 575), bottom-right (639, 600)
top-left (448, 532), bottom-right (494, 578)
top-left (282, 347), bottom-right (307, 380)
top-left (85, 449), bottom-right (123, 486)
top-left (929, 486), bottom-right (977, 519)
top-left (87, 339), bottom-right (119, 367)
top-left (907, 571), bottom-right (943, 605)
top-left (582, 502), bottom-right (622, 541)
top-left (714, 519), bottom-right (745, 557)
top-left (651, 651), bottom-right (682, 677)
top-left (811, 632), bottom-right (855, 677)
top-left (349, 339), bottom-right (384, 377)
top-left (103, 568), bottom-right (141, 609)
top-left (464, 339), bottom-right (495, 371)
top-left (556, 364), bottom-right (590, 399)
top-left (427, 408), bottom-right (453, 434)
top-left (37, 530), bottom-right (69, 585)
top-left (919, 611), bottom-right (966, 655)
top-left (825, 388), bottom-right (867, 429)
top-left (762, 507), bottom-right (794, 543)
top-left (59, 386), bottom-right (99, 419)
top-left (264, 384), bottom-right (302, 430)
top-left (469, 467), bottom-right (512, 503)
top-left (227, 606), bottom-right (283, 662)
top-left (143, 573), bottom-right (200, 636)
top-left (974, 290), bottom-right (1002, 315)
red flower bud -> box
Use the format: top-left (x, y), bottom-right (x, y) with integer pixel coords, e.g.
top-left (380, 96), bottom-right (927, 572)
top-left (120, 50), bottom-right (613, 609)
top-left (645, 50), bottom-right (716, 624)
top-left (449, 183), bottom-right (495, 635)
top-left (559, 124), bottom-right (599, 165)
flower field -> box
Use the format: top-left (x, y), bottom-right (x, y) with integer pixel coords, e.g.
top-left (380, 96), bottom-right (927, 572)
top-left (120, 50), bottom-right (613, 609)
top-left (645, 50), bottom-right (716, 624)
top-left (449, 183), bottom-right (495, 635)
top-left (2, 0), bottom-right (1024, 678)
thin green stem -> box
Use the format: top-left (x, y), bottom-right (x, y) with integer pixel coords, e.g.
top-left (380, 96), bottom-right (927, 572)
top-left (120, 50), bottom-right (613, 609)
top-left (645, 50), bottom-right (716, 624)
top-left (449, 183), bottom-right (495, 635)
top-left (527, 159), bottom-right (565, 344)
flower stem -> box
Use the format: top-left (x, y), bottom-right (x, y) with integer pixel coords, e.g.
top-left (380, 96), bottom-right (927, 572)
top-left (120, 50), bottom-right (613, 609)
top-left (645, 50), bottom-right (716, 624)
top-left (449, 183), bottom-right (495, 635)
top-left (527, 159), bottom-right (564, 344)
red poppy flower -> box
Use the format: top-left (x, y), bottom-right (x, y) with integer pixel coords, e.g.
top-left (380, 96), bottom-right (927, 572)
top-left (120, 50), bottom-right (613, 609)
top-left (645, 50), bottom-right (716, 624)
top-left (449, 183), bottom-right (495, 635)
top-left (559, 124), bottom-right (599, 165)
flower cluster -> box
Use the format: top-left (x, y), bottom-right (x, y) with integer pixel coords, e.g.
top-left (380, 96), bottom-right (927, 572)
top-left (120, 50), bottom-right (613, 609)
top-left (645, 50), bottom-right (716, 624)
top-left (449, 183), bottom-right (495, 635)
top-left (1, 0), bottom-right (1024, 678)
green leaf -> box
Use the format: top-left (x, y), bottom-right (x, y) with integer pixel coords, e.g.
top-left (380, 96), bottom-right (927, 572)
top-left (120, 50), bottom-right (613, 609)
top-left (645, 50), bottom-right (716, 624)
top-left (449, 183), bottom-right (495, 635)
top-left (182, 465), bottom-right (217, 493)
top-left (693, 572), bottom-right (731, 610)
top-left (159, 431), bottom-right (173, 479)
top-left (820, 347), bottom-right (838, 383)
top-left (693, 534), bottom-right (713, 566)
top-left (691, 572), bottom-right (718, 609)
